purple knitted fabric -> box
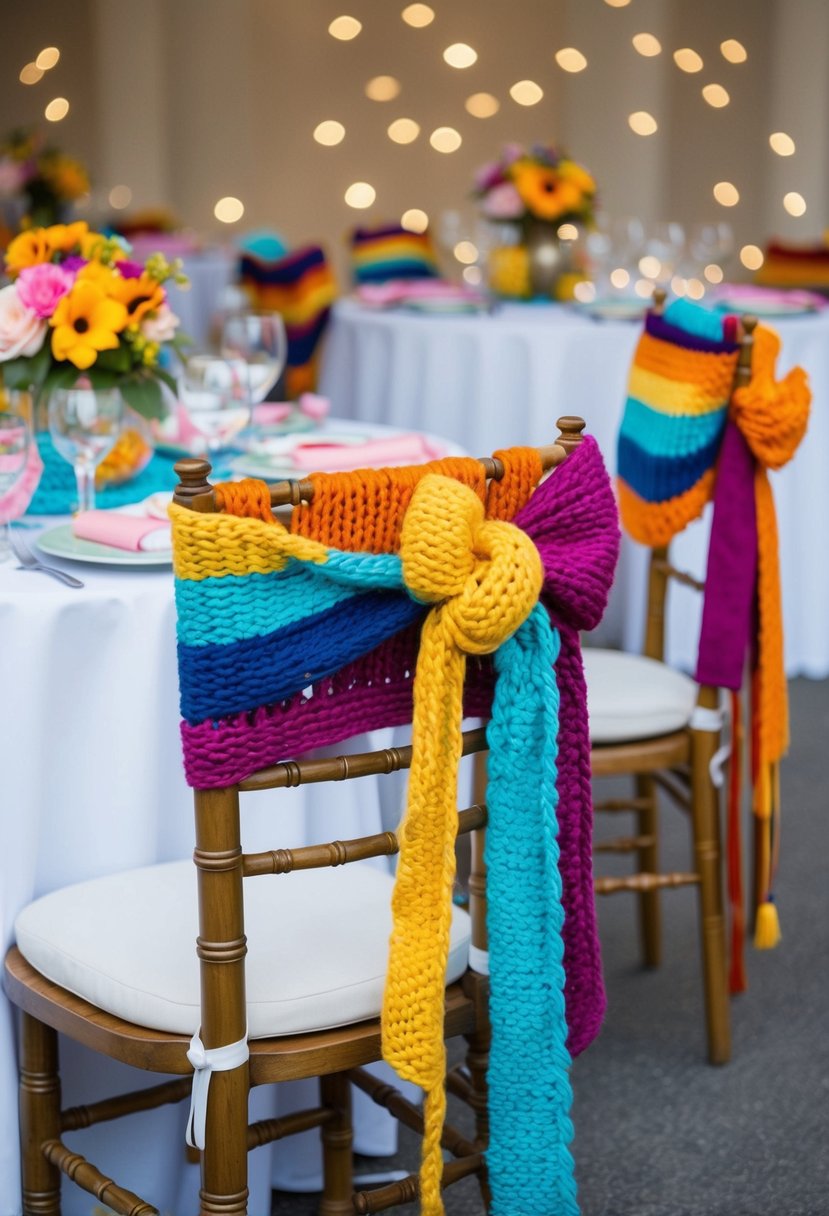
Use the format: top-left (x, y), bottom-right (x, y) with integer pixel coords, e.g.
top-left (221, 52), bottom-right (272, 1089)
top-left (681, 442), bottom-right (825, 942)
top-left (696, 419), bottom-right (758, 689)
top-left (176, 437), bottom-right (620, 1054)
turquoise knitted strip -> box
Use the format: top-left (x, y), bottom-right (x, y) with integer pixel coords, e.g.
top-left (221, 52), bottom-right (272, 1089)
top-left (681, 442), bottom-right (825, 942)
top-left (664, 297), bottom-right (725, 342)
top-left (486, 605), bottom-right (578, 1215)
top-left (620, 398), bottom-right (727, 457)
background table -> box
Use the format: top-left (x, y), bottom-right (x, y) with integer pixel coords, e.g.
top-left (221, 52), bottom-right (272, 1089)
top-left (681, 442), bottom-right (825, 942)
top-left (320, 299), bottom-right (829, 679)
top-left (1, 417), bottom-right (466, 1215)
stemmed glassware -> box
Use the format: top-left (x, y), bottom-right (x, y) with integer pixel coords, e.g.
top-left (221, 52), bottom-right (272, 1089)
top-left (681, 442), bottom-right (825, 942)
top-left (0, 410), bottom-right (31, 562)
top-left (687, 222), bottom-right (735, 281)
top-left (48, 382), bottom-right (123, 514)
top-left (219, 311), bottom-right (288, 411)
top-left (179, 353), bottom-right (251, 454)
top-left (641, 222), bottom-right (686, 288)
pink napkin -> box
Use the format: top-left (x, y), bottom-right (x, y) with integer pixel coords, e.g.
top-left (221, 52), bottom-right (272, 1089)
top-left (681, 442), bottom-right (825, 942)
top-left (288, 433), bottom-right (444, 472)
top-left (253, 402), bottom-right (293, 426)
top-left (356, 279), bottom-right (484, 307)
top-left (0, 435), bottom-right (43, 523)
top-left (73, 510), bottom-right (171, 552)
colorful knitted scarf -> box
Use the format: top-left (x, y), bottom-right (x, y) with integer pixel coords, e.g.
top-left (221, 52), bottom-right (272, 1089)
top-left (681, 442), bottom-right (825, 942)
top-left (617, 298), bottom-right (810, 977)
top-left (349, 223), bottom-right (440, 284)
top-left (171, 438), bottom-right (619, 1214)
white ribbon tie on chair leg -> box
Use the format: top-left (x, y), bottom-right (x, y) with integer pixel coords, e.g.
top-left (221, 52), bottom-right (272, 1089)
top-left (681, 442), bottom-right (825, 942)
top-left (689, 703), bottom-right (730, 789)
top-left (186, 1029), bottom-right (250, 1150)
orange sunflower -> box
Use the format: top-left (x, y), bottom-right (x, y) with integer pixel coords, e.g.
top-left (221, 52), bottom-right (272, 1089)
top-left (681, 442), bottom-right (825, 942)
top-left (44, 221), bottom-right (90, 257)
top-left (50, 280), bottom-right (128, 370)
top-left (512, 160), bottom-right (585, 222)
top-left (108, 273), bottom-right (166, 326)
top-left (5, 228), bottom-right (51, 276)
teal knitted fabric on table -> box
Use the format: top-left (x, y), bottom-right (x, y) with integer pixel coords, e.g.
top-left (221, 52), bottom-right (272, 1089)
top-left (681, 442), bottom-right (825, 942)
top-left (26, 435), bottom-right (226, 516)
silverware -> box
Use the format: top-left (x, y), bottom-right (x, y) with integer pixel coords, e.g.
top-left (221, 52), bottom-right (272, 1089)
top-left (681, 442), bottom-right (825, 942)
top-left (10, 531), bottom-right (85, 589)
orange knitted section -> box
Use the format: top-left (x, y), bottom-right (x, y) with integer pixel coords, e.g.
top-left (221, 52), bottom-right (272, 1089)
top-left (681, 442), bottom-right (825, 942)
top-left (214, 479), bottom-right (275, 521)
top-left (290, 447), bottom-right (542, 552)
top-left (731, 326), bottom-right (810, 470)
top-left (617, 470), bottom-right (716, 547)
top-left (635, 331), bottom-right (739, 397)
top-left (754, 468), bottom-right (789, 767)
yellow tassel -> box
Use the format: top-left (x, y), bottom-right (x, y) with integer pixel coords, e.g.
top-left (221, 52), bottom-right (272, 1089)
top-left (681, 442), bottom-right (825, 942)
top-left (754, 900), bottom-right (782, 949)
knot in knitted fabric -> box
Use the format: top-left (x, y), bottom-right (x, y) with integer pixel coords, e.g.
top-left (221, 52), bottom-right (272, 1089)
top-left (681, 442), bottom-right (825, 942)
top-left (400, 474), bottom-right (543, 656)
top-left (730, 325), bottom-right (810, 471)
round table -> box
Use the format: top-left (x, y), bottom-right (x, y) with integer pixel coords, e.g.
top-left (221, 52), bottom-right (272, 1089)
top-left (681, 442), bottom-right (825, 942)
top-left (320, 299), bottom-right (829, 678)
top-left (1, 416), bottom-right (468, 1215)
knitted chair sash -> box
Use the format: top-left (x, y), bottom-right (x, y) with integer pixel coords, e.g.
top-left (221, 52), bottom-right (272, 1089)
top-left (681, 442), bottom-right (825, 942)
top-left (617, 298), bottom-right (811, 960)
top-left (171, 438), bottom-right (620, 1213)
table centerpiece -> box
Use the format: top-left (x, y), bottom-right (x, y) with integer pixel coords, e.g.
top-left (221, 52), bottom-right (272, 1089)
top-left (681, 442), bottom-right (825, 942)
top-left (474, 143), bottom-right (596, 301)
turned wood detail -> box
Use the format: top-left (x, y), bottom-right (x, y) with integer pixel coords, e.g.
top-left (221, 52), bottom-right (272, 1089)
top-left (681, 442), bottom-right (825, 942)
top-left (61, 1077), bottom-right (191, 1131)
top-left (319, 1072), bottom-right (353, 1216)
top-left (735, 315), bottom-right (758, 387)
top-left (243, 805), bottom-right (486, 877)
top-left (353, 1154), bottom-right (485, 1215)
top-left (595, 872), bottom-right (700, 895)
top-left (593, 796), bottom-right (652, 813)
top-left (593, 834), bottom-right (657, 854)
top-left (247, 1105), bottom-right (335, 1151)
top-left (349, 1067), bottom-right (476, 1160)
top-left (42, 1139), bottom-right (156, 1215)
top-left (20, 1014), bottom-right (61, 1216)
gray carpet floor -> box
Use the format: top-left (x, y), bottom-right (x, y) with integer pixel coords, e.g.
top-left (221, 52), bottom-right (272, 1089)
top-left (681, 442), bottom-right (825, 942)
top-left (272, 678), bottom-right (829, 1216)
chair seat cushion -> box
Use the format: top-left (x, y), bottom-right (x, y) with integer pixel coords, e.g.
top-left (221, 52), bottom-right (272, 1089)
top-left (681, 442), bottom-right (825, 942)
top-left (15, 861), bottom-right (471, 1038)
top-left (583, 648), bottom-right (698, 744)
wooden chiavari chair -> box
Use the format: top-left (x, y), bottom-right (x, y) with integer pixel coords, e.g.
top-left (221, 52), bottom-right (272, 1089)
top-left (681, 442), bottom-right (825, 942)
top-left (5, 416), bottom-right (618, 1216)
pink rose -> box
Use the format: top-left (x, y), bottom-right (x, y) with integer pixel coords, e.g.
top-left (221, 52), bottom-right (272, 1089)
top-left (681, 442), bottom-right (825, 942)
top-left (16, 263), bottom-right (75, 319)
top-left (140, 302), bottom-right (180, 343)
top-left (0, 284), bottom-right (47, 362)
top-left (482, 182), bottom-right (525, 220)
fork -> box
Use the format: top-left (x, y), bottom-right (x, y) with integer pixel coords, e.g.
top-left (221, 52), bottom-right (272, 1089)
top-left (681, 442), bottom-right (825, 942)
top-left (10, 530), bottom-right (84, 588)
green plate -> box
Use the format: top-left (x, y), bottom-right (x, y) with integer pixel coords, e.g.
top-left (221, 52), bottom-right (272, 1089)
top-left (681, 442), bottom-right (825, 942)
top-left (35, 524), bottom-right (173, 567)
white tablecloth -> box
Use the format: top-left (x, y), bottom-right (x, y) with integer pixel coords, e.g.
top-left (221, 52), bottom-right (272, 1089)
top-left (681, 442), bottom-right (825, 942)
top-left (1, 417), bottom-right (468, 1215)
top-left (320, 299), bottom-right (829, 678)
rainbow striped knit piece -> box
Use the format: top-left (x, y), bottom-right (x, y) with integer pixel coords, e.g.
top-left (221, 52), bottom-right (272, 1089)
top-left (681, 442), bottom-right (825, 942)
top-left (617, 297), bottom-right (810, 974)
top-left (172, 439), bottom-right (619, 1215)
top-left (238, 244), bottom-right (337, 396)
top-left (349, 223), bottom-right (440, 284)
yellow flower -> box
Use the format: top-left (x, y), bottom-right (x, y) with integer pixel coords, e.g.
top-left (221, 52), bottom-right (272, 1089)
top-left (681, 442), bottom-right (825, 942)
top-left (5, 229), bottom-right (51, 276)
top-left (41, 155), bottom-right (90, 201)
top-left (512, 160), bottom-right (584, 222)
top-left (50, 280), bottom-right (128, 370)
top-left (76, 260), bottom-right (118, 292)
top-left (557, 160), bottom-right (595, 196)
top-left (108, 273), bottom-right (166, 326)
top-left (45, 221), bottom-right (90, 257)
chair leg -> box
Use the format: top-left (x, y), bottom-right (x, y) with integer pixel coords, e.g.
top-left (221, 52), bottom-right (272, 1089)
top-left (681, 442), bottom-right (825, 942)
top-left (690, 710), bottom-right (731, 1065)
top-left (199, 1065), bottom-right (250, 1215)
top-left (464, 979), bottom-right (492, 1212)
top-left (636, 774), bottom-right (661, 968)
top-left (319, 1072), bottom-right (354, 1216)
top-left (20, 1013), bottom-right (62, 1216)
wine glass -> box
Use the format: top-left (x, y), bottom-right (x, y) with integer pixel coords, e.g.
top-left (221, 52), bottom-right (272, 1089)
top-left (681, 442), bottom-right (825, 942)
top-left (179, 353), bottom-right (251, 453)
top-left (0, 411), bottom-right (30, 562)
top-left (48, 383), bottom-right (123, 514)
top-left (219, 311), bottom-right (288, 412)
top-left (641, 221), bottom-right (686, 287)
top-left (687, 222), bottom-right (735, 282)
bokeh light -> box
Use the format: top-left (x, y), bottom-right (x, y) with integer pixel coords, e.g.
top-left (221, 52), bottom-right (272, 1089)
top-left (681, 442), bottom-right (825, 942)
top-left (313, 120), bottom-right (346, 146)
top-left (555, 48), bottom-right (588, 72)
top-left (454, 241), bottom-right (478, 264)
top-left (44, 97), bottom-right (69, 122)
top-left (557, 223), bottom-right (578, 241)
top-left (19, 63), bottom-right (44, 85)
top-left (610, 268), bottom-right (630, 289)
top-left (633, 33), bottom-right (662, 57)
top-left (740, 244), bottom-right (764, 269)
top-left (401, 4), bottom-right (434, 27)
top-left (466, 92), bottom-right (499, 118)
top-left (388, 118), bottom-right (420, 144)
top-left (702, 84), bottom-right (730, 108)
top-left (509, 80), bottom-right (543, 105)
top-left (366, 76), bottom-right (401, 101)
top-left (108, 185), bottom-right (133, 210)
top-left (704, 264), bottom-right (724, 283)
top-left (713, 180), bottom-right (740, 206)
top-left (721, 39), bottom-right (747, 63)
top-left (329, 16), bottom-right (361, 40)
top-left (674, 48), bottom-right (703, 72)
top-left (430, 126), bottom-right (462, 153)
top-left (214, 196), bottom-right (244, 223)
top-left (443, 44), bottom-right (477, 68)
top-left (401, 208), bottom-right (429, 232)
top-left (35, 47), bottom-right (60, 69)
top-left (783, 191), bottom-right (806, 216)
top-left (345, 181), bottom-right (376, 209)
top-left (770, 132), bottom-right (795, 156)
top-left (463, 265), bottom-right (483, 285)
top-left (628, 111), bottom-right (658, 136)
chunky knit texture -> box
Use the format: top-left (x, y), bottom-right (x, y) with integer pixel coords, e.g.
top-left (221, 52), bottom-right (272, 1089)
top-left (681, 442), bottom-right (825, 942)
top-left (618, 299), bottom-right (811, 961)
top-left (349, 223), bottom-right (440, 284)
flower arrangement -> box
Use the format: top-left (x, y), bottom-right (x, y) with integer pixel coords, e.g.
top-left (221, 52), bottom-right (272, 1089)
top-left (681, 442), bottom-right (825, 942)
top-left (473, 143), bottom-right (596, 232)
top-left (0, 129), bottom-right (89, 237)
top-left (0, 220), bottom-right (187, 419)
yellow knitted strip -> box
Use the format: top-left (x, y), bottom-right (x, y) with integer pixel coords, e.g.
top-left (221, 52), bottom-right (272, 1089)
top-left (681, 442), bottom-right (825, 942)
top-left (169, 503), bottom-right (329, 581)
top-left (628, 365), bottom-right (729, 417)
top-left (382, 609), bottom-right (464, 1216)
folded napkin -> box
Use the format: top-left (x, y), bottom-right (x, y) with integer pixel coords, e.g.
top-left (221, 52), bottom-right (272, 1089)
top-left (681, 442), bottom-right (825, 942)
top-left (73, 507), bottom-right (171, 552)
top-left (709, 283), bottom-right (827, 311)
top-left (288, 432), bottom-right (443, 472)
top-left (253, 393), bottom-right (330, 427)
top-left (356, 279), bottom-right (486, 308)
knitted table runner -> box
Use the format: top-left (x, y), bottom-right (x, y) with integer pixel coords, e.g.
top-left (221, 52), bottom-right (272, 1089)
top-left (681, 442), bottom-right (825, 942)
top-left (27, 433), bottom-right (182, 515)
top-left (617, 298), bottom-right (810, 965)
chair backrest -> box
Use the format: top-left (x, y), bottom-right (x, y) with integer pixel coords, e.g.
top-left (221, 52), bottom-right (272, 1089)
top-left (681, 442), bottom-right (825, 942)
top-left (237, 243), bottom-right (337, 396)
top-left (349, 223), bottom-right (440, 285)
top-left (616, 291), bottom-right (754, 662)
top-left (170, 419), bottom-right (619, 1212)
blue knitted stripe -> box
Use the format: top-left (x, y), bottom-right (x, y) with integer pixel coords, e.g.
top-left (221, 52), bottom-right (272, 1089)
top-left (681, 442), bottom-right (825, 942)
top-left (177, 589), bottom-right (424, 723)
top-left (354, 259), bottom-right (439, 283)
top-left (663, 297), bottom-right (726, 342)
top-left (485, 607), bottom-right (578, 1215)
top-left (619, 398), bottom-right (727, 458)
top-left (617, 428), bottom-right (724, 503)
top-left (175, 551), bottom-right (404, 648)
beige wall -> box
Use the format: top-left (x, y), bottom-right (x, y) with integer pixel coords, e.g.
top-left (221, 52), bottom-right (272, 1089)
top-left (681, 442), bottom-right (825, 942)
top-left (3, 0), bottom-right (828, 281)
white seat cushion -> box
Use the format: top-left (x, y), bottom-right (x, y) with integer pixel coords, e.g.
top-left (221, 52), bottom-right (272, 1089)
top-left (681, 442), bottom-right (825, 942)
top-left (15, 860), bottom-right (471, 1039)
top-left (583, 648), bottom-right (698, 744)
